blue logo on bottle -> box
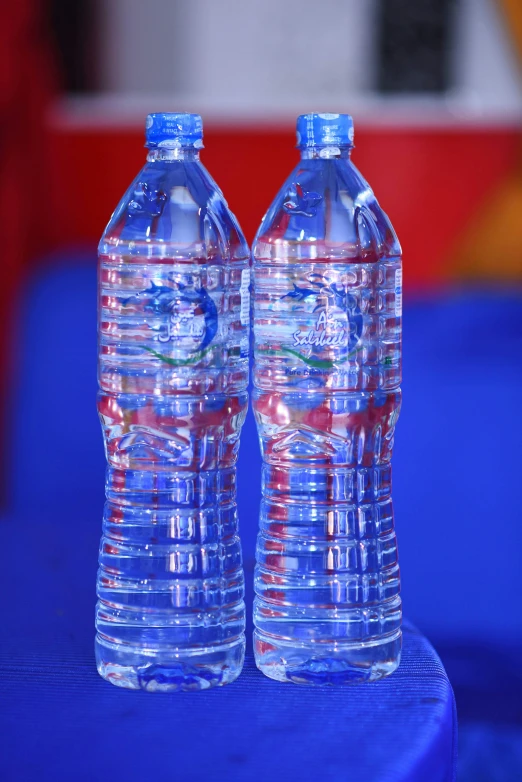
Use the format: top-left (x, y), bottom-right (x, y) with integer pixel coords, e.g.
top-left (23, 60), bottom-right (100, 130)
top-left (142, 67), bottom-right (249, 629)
top-left (277, 275), bottom-right (362, 368)
top-left (124, 280), bottom-right (218, 365)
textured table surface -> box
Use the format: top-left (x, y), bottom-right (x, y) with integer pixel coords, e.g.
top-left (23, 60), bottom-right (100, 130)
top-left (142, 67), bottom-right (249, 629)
top-left (1, 514), bottom-right (456, 782)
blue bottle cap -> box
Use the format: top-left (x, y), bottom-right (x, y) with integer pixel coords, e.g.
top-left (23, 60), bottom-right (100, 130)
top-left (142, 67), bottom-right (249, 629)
top-left (296, 113), bottom-right (354, 148)
top-left (145, 113), bottom-right (203, 149)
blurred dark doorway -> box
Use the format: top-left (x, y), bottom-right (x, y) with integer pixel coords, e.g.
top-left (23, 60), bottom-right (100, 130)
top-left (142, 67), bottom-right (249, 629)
top-left (376, 0), bottom-right (457, 93)
top-left (50, 0), bottom-right (97, 91)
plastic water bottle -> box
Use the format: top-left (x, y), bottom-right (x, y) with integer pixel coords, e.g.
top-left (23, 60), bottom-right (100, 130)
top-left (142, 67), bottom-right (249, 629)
top-left (96, 113), bottom-right (250, 691)
top-left (252, 113), bottom-right (402, 684)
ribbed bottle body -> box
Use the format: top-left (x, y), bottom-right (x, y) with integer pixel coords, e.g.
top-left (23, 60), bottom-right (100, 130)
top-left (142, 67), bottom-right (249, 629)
top-left (96, 144), bottom-right (250, 691)
top-left (252, 143), bottom-right (403, 684)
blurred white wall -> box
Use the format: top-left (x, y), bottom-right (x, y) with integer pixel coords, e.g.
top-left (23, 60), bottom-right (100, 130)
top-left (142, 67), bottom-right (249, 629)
top-left (99, 0), bottom-right (375, 108)
top-left (454, 0), bottom-right (522, 111)
top-left (88, 0), bottom-right (522, 122)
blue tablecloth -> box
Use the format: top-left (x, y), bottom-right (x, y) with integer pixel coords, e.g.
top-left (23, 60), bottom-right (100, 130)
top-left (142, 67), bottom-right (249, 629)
top-left (1, 510), bottom-right (456, 782)
top-left (0, 257), bottom-right (463, 782)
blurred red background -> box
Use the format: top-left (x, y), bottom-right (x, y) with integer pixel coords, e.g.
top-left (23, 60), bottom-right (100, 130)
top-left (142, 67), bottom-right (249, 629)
top-left (2, 0), bottom-right (521, 290)
top-left (46, 122), bottom-right (521, 286)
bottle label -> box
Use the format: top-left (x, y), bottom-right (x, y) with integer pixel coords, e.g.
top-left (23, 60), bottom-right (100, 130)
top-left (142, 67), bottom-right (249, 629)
top-left (395, 268), bottom-right (402, 317)
top-left (240, 268), bottom-right (250, 326)
top-left (275, 273), bottom-right (363, 370)
top-left (124, 278), bottom-right (219, 364)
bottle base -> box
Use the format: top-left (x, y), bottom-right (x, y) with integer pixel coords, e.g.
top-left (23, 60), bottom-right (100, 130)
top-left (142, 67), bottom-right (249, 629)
top-left (95, 636), bottom-right (245, 692)
top-left (254, 629), bottom-right (401, 685)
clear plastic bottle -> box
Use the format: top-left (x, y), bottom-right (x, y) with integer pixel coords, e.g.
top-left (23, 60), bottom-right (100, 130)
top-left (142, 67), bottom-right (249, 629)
top-left (96, 113), bottom-right (249, 691)
top-left (252, 113), bottom-right (402, 684)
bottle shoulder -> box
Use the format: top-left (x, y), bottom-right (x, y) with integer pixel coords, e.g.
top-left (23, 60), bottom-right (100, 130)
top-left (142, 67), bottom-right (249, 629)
top-left (99, 160), bottom-right (249, 263)
top-left (252, 158), bottom-right (401, 263)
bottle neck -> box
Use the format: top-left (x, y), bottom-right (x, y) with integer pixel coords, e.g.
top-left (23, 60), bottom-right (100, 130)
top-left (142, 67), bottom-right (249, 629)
top-left (146, 147), bottom-right (201, 162)
top-left (300, 145), bottom-right (352, 160)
